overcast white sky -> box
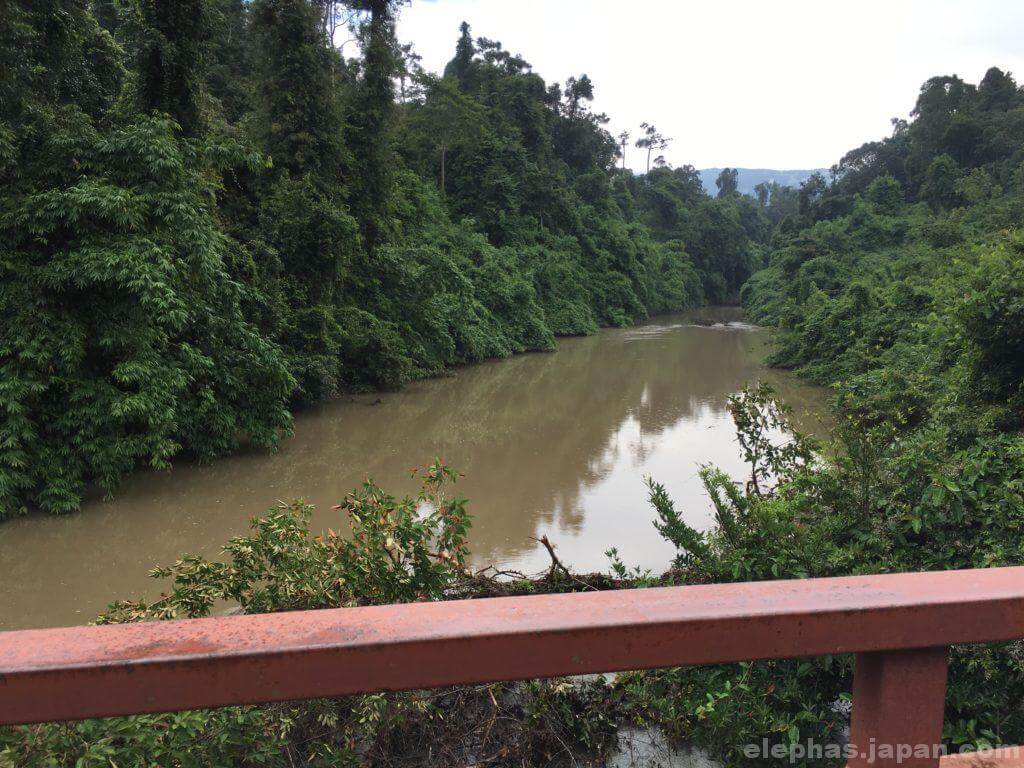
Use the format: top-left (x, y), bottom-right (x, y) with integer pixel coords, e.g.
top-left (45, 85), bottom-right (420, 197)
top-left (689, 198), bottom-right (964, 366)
top-left (395, 0), bottom-right (1024, 172)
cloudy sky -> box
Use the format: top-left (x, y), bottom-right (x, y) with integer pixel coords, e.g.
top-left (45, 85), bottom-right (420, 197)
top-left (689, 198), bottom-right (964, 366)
top-left (395, 0), bottom-right (1024, 172)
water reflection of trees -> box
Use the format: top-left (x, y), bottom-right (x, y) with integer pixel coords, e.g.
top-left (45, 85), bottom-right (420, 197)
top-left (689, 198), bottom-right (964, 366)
top-left (0, 317), bottom-right (829, 630)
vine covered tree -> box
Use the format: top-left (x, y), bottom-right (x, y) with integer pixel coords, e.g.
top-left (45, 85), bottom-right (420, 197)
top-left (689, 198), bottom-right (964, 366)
top-left (136, 0), bottom-right (210, 136)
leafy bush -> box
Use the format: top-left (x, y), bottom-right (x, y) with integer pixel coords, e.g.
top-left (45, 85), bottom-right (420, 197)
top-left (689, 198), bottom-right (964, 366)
top-left (624, 385), bottom-right (1024, 766)
top-left (0, 463), bottom-right (617, 767)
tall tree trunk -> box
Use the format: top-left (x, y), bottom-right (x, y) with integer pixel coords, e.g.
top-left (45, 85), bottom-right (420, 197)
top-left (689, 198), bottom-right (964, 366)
top-left (350, 0), bottom-right (396, 252)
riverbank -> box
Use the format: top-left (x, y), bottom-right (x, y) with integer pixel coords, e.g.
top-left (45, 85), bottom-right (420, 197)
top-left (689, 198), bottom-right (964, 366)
top-left (0, 383), bottom-right (831, 768)
top-left (0, 309), bottom-right (828, 630)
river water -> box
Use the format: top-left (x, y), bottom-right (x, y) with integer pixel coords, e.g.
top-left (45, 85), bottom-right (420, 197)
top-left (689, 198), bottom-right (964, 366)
top-left (0, 308), bottom-right (829, 630)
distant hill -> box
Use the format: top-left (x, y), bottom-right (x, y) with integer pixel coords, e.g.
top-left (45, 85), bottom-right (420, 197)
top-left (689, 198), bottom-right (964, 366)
top-left (698, 168), bottom-right (827, 197)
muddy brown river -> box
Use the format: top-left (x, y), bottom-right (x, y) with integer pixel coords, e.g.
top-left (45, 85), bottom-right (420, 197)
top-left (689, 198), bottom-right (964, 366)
top-left (0, 308), bottom-right (829, 630)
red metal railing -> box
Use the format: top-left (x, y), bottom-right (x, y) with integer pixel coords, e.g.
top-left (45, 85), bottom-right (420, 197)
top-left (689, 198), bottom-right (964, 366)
top-left (2, 567), bottom-right (1024, 767)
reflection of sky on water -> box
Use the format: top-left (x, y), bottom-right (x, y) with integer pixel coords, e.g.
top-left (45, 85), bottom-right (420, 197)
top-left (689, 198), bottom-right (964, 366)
top-left (480, 376), bottom-right (813, 576)
top-left (0, 308), bottom-right (829, 630)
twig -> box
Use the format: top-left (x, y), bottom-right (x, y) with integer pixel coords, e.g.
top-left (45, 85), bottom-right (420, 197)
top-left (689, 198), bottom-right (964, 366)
top-left (530, 534), bottom-right (572, 580)
top-left (529, 535), bottom-right (599, 591)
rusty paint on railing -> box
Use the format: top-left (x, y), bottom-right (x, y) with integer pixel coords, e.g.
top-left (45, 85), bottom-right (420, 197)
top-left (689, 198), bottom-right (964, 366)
top-left (1, 566), bottom-right (1023, 728)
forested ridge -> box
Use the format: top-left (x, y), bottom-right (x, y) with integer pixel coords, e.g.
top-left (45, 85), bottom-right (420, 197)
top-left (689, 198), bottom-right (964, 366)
top-left (0, 0), bottom-right (766, 518)
top-left (744, 66), bottom-right (1024, 437)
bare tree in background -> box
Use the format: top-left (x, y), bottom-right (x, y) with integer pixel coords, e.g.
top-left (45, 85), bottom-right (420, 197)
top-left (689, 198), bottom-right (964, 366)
top-left (320, 1), bottom-right (360, 48)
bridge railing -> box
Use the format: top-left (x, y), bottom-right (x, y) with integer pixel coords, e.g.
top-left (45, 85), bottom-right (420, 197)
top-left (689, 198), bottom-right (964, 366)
top-left (3, 567), bottom-right (1024, 767)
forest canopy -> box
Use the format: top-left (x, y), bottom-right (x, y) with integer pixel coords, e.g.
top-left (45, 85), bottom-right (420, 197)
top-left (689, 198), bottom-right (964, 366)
top-left (0, 0), bottom-right (767, 518)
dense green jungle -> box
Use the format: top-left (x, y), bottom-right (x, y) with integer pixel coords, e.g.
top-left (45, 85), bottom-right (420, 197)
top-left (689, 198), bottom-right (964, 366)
top-left (1, 0), bottom-right (766, 519)
top-left (3, 1), bottom-right (1024, 766)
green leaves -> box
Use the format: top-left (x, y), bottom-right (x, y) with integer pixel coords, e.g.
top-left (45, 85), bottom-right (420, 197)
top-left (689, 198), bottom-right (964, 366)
top-left (10, 466), bottom-right (477, 766)
top-left (100, 459), bottom-right (471, 622)
top-left (0, 107), bottom-right (292, 517)
top-left (637, 380), bottom-right (1024, 765)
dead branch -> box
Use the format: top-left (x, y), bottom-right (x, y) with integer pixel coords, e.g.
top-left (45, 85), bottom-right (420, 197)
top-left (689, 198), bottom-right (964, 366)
top-left (531, 534), bottom-right (573, 581)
